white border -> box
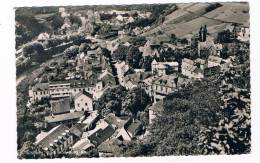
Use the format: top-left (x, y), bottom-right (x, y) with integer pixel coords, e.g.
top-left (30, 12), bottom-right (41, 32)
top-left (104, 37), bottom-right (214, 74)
top-left (0, 0), bottom-right (259, 162)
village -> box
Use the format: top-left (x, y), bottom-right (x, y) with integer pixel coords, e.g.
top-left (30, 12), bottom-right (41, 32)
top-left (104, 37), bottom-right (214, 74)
top-left (16, 4), bottom-right (250, 158)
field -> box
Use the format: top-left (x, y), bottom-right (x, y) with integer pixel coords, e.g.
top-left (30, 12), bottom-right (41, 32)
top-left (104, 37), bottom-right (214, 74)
top-left (143, 2), bottom-right (249, 38)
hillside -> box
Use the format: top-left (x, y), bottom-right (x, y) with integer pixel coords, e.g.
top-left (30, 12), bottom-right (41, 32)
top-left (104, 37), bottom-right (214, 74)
top-left (142, 2), bottom-right (249, 38)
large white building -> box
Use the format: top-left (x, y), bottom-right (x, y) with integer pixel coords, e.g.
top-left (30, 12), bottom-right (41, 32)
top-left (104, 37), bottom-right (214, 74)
top-left (29, 80), bottom-right (95, 103)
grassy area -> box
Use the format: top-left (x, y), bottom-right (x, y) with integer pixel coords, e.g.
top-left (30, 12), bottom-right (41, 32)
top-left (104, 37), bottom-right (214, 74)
top-left (143, 2), bottom-right (249, 38)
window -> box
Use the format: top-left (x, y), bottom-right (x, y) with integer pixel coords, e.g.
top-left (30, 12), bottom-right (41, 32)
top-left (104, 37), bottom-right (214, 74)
top-left (85, 103), bottom-right (88, 106)
top-left (77, 103), bottom-right (80, 107)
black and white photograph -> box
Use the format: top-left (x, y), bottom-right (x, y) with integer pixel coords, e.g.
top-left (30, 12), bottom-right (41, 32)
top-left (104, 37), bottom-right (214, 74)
top-left (2, 0), bottom-right (260, 162)
top-left (14, 1), bottom-right (251, 159)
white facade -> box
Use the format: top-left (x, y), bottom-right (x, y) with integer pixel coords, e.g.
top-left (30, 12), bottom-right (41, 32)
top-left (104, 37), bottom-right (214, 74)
top-left (74, 92), bottom-right (93, 112)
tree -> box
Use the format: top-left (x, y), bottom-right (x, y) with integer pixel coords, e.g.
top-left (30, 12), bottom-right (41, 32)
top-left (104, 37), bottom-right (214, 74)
top-left (112, 44), bottom-right (129, 61)
top-left (23, 42), bottom-right (45, 62)
top-left (203, 25), bottom-right (207, 42)
top-left (126, 46), bottom-right (142, 68)
top-left (199, 26), bottom-right (203, 42)
top-left (122, 87), bottom-right (150, 117)
top-left (51, 13), bottom-right (64, 31)
top-left (63, 45), bottom-right (79, 59)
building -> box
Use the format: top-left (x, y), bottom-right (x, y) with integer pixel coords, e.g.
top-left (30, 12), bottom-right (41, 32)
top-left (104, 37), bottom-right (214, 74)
top-left (81, 110), bottom-right (100, 130)
top-left (151, 75), bottom-right (178, 102)
top-left (87, 121), bottom-right (115, 147)
top-left (151, 59), bottom-right (179, 76)
top-left (29, 83), bottom-right (50, 103)
top-left (114, 61), bottom-right (129, 85)
top-left (124, 71), bottom-right (152, 90)
top-left (181, 58), bottom-right (204, 79)
top-left (93, 70), bottom-right (117, 100)
top-left (45, 111), bottom-right (85, 128)
top-left (50, 98), bottom-right (71, 115)
top-left (74, 91), bottom-right (93, 112)
top-left (198, 40), bottom-right (216, 57)
top-left (126, 120), bottom-right (143, 138)
top-left (208, 55), bottom-right (223, 68)
top-left (234, 24), bottom-right (250, 42)
top-left (48, 80), bottom-right (94, 99)
top-left (34, 124), bottom-right (75, 158)
top-left (49, 82), bottom-right (71, 99)
top-left (37, 32), bottom-right (50, 42)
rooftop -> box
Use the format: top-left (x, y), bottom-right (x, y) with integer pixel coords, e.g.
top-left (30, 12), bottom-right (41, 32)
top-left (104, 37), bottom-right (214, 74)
top-left (35, 124), bottom-right (69, 149)
top-left (45, 111), bottom-right (84, 123)
top-left (50, 98), bottom-right (71, 115)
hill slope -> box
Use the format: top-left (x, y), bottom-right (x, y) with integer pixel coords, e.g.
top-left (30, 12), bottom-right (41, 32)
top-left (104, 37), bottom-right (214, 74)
top-left (143, 2), bottom-right (249, 38)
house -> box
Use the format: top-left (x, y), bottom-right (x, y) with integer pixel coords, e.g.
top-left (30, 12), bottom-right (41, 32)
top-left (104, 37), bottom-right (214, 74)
top-left (74, 91), bottom-right (93, 112)
top-left (142, 76), bottom-right (158, 98)
top-left (198, 40), bottom-right (216, 57)
top-left (34, 124), bottom-right (74, 158)
top-left (103, 113), bottom-right (132, 142)
top-left (37, 32), bottom-right (50, 42)
top-left (118, 29), bottom-right (129, 38)
top-left (45, 111), bottom-right (85, 129)
top-left (215, 43), bottom-right (223, 56)
top-left (194, 58), bottom-right (206, 70)
top-left (181, 58), bottom-right (204, 79)
top-left (114, 61), bottom-right (129, 85)
top-left (97, 139), bottom-right (121, 157)
top-left (88, 122), bottom-right (115, 146)
top-left (208, 55), bottom-right (223, 68)
top-left (152, 59), bottom-right (179, 76)
top-left (126, 120), bottom-right (143, 138)
top-left (132, 27), bottom-right (142, 35)
top-left (127, 16), bottom-right (135, 23)
top-left (81, 110), bottom-right (100, 130)
top-left (72, 137), bottom-right (95, 155)
top-left (84, 22), bottom-right (94, 35)
top-left (234, 24), bottom-right (250, 42)
top-left (104, 113), bottom-right (130, 129)
top-left (93, 70), bottom-right (117, 100)
top-left (151, 75), bottom-right (190, 103)
top-left (115, 15), bottom-right (124, 21)
top-left (50, 98), bottom-right (71, 115)
top-left (124, 71), bottom-right (152, 90)
top-left (69, 123), bottom-right (86, 139)
top-left (29, 83), bottom-right (50, 103)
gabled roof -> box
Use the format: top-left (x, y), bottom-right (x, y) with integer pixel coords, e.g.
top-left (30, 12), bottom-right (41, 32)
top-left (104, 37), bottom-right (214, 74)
top-left (45, 111), bottom-right (84, 123)
top-left (198, 40), bottom-right (215, 51)
top-left (153, 74), bottom-right (178, 88)
top-left (88, 125), bottom-right (115, 146)
top-left (74, 90), bottom-right (93, 100)
top-left (69, 123), bottom-right (86, 138)
top-left (194, 58), bottom-right (206, 65)
top-left (32, 83), bottom-right (49, 91)
top-left (126, 120), bottom-right (142, 136)
top-left (182, 58), bottom-right (194, 65)
top-left (35, 124), bottom-right (69, 149)
top-left (104, 113), bottom-right (129, 129)
top-left (208, 55), bottom-right (222, 64)
top-left (50, 98), bottom-right (71, 115)
top-left (72, 138), bottom-right (94, 151)
top-left (125, 71), bottom-right (152, 83)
